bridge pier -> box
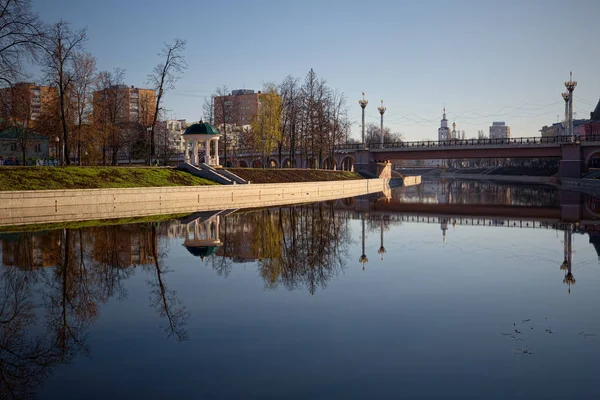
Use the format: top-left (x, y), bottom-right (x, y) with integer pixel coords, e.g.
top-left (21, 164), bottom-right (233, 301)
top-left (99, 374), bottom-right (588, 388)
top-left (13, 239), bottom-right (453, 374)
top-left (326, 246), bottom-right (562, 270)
top-left (559, 189), bottom-right (582, 222)
top-left (353, 150), bottom-right (377, 175)
top-left (559, 143), bottom-right (582, 179)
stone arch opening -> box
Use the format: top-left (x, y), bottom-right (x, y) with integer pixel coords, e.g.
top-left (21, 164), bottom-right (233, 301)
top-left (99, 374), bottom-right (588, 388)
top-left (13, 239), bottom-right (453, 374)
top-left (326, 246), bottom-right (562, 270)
top-left (340, 156), bottom-right (354, 171)
top-left (586, 150), bottom-right (600, 169)
top-left (306, 157), bottom-right (318, 169)
top-left (282, 158), bottom-right (292, 168)
top-left (239, 160), bottom-right (249, 168)
top-left (268, 158), bottom-right (279, 168)
top-left (323, 157), bottom-right (337, 170)
top-left (252, 159), bottom-right (264, 168)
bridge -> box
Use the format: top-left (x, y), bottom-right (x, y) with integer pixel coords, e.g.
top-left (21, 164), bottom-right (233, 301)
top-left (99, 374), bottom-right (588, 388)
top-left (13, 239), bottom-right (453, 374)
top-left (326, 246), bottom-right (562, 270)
top-left (219, 135), bottom-right (600, 179)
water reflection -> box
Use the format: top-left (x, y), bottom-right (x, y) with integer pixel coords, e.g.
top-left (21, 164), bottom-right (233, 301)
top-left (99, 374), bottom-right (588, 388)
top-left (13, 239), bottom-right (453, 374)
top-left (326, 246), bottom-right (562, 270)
top-left (1, 180), bottom-right (600, 398)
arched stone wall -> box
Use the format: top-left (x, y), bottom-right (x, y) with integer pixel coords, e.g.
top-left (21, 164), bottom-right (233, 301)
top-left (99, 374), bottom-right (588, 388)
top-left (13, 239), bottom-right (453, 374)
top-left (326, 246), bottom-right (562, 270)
top-left (340, 156), bottom-right (354, 171)
top-left (323, 157), bottom-right (337, 170)
top-left (306, 157), bottom-right (318, 169)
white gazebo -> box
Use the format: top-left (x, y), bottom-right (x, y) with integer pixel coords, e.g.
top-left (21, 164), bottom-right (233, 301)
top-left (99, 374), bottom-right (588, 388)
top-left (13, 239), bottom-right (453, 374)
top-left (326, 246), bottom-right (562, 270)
top-left (183, 120), bottom-right (221, 166)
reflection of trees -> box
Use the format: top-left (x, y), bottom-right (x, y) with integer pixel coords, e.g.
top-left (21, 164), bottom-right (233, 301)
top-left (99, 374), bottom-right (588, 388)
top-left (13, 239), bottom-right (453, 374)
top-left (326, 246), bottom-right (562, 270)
top-left (219, 202), bottom-right (352, 294)
top-left (145, 224), bottom-right (189, 341)
top-left (0, 222), bottom-right (174, 398)
top-left (0, 266), bottom-right (62, 399)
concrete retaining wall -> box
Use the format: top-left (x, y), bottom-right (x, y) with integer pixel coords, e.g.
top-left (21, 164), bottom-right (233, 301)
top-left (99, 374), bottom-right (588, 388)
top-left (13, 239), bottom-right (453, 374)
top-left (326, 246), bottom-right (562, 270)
top-left (0, 179), bottom-right (386, 227)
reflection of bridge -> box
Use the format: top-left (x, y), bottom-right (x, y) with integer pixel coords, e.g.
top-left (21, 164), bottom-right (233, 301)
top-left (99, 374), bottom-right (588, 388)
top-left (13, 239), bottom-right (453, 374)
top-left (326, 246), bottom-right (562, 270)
top-left (218, 135), bottom-right (600, 178)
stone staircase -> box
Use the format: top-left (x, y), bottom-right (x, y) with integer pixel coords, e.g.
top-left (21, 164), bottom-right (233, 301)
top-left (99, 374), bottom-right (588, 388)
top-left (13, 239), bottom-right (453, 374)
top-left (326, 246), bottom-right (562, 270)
top-left (178, 163), bottom-right (247, 185)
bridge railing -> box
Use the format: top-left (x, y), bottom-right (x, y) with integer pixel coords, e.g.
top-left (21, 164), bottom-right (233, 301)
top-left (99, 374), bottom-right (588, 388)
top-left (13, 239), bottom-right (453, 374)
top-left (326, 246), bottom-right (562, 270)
top-left (364, 135), bottom-right (583, 150)
top-left (211, 135), bottom-right (600, 158)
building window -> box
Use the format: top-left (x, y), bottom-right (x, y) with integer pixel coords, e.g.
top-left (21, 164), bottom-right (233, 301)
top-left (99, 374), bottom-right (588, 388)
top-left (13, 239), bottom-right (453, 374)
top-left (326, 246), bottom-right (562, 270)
top-left (34, 143), bottom-right (41, 152)
top-left (10, 143), bottom-right (17, 151)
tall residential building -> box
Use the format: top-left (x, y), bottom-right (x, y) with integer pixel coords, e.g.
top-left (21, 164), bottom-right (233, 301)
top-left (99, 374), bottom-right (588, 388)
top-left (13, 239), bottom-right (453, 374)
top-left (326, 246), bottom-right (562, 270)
top-left (93, 85), bottom-right (156, 126)
top-left (160, 119), bottom-right (186, 153)
top-left (489, 122), bottom-right (510, 139)
top-left (0, 83), bottom-right (58, 126)
top-left (214, 89), bottom-right (261, 127)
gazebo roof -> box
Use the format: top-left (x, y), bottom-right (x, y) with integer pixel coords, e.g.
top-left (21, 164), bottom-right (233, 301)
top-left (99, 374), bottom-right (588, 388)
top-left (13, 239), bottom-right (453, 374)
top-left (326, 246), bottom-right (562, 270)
top-left (183, 121), bottom-right (220, 136)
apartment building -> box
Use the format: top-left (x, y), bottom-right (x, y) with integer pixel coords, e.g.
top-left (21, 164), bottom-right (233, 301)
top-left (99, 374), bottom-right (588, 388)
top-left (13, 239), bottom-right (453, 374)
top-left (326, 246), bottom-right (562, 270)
top-left (0, 83), bottom-right (58, 126)
top-left (213, 89), bottom-right (262, 127)
top-left (489, 121), bottom-right (511, 139)
top-left (93, 85), bottom-right (156, 125)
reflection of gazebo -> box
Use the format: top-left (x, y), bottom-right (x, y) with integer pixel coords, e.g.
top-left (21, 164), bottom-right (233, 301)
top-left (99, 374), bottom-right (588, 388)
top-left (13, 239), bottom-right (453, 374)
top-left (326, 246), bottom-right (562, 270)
top-left (183, 121), bottom-right (221, 166)
top-left (182, 212), bottom-right (222, 261)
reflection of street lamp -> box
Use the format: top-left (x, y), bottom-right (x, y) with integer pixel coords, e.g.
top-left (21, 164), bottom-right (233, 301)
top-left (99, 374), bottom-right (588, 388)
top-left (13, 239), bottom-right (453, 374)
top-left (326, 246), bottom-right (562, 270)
top-left (378, 219), bottom-right (386, 261)
top-left (359, 216), bottom-right (368, 270)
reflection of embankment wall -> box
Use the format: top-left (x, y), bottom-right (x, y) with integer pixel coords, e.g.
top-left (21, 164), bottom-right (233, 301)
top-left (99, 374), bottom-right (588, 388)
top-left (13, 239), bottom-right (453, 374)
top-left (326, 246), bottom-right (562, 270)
top-left (438, 173), bottom-right (555, 185)
top-left (560, 178), bottom-right (600, 195)
top-left (0, 179), bottom-right (387, 227)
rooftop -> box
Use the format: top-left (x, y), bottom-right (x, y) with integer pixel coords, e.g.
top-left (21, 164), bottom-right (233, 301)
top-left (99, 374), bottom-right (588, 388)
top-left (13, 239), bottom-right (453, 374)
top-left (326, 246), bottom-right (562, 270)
top-left (183, 121), bottom-right (220, 136)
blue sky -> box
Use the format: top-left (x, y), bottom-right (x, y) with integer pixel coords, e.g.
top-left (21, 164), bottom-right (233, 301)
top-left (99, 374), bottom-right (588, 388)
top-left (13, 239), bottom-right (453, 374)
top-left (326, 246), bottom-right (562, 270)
top-left (33, 0), bottom-right (600, 141)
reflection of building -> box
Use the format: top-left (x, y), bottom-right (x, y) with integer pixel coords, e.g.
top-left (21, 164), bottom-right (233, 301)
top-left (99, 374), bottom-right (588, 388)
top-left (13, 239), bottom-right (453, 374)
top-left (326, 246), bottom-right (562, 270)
top-left (92, 227), bottom-right (155, 267)
top-left (182, 212), bottom-right (222, 261)
top-left (0, 231), bottom-right (61, 268)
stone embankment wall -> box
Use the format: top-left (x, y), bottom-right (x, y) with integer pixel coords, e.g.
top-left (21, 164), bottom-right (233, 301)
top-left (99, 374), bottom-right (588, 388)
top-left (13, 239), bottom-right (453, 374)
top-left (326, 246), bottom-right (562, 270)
top-left (0, 179), bottom-right (387, 227)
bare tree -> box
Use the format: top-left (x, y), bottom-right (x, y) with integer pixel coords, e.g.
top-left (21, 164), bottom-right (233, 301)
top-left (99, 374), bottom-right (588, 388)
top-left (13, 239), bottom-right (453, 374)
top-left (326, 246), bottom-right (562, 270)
top-left (365, 122), bottom-right (403, 144)
top-left (202, 95), bottom-right (214, 124)
top-left (213, 85), bottom-right (233, 165)
top-left (147, 38), bottom-right (187, 165)
top-left (71, 52), bottom-right (95, 165)
top-left (279, 75), bottom-right (301, 167)
top-left (93, 68), bottom-right (126, 165)
top-left (41, 20), bottom-right (87, 165)
top-left (0, 0), bottom-right (43, 86)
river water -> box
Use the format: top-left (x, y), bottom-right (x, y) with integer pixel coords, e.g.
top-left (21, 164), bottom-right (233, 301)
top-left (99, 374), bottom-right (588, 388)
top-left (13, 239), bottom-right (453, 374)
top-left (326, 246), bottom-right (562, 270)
top-left (2, 180), bottom-right (600, 399)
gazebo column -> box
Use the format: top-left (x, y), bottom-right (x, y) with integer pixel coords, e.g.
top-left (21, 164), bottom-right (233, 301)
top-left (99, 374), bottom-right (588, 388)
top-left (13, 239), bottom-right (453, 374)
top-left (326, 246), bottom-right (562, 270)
top-left (205, 139), bottom-right (210, 164)
top-left (214, 138), bottom-right (219, 166)
top-left (184, 139), bottom-right (190, 163)
top-left (192, 140), bottom-right (198, 165)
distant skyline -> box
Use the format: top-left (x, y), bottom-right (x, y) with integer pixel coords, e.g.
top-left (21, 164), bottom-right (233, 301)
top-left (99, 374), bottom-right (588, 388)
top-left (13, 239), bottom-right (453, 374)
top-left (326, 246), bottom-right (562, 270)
top-left (32, 0), bottom-right (600, 141)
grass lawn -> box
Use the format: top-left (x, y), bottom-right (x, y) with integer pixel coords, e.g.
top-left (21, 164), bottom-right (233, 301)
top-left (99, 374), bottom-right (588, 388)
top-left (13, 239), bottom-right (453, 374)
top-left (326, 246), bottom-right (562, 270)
top-left (0, 167), bottom-right (218, 191)
top-left (226, 168), bottom-right (364, 184)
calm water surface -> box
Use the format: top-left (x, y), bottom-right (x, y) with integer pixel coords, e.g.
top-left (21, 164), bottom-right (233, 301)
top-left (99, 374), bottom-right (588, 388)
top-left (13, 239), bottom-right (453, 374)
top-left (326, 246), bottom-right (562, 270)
top-left (2, 180), bottom-right (600, 399)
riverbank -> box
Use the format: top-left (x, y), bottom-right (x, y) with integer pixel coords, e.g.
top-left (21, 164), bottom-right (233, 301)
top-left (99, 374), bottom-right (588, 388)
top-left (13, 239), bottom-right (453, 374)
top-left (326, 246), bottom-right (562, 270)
top-left (0, 178), bottom-right (388, 227)
top-left (224, 168), bottom-right (363, 183)
top-left (0, 167), bottom-right (217, 190)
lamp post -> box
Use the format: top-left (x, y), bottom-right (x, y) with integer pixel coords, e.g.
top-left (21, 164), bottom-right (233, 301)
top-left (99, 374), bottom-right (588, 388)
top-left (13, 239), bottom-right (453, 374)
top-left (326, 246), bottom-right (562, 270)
top-left (564, 72), bottom-right (577, 137)
top-left (146, 126), bottom-right (152, 165)
top-left (378, 100), bottom-right (386, 146)
top-left (358, 92), bottom-right (368, 148)
top-left (55, 136), bottom-right (60, 165)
